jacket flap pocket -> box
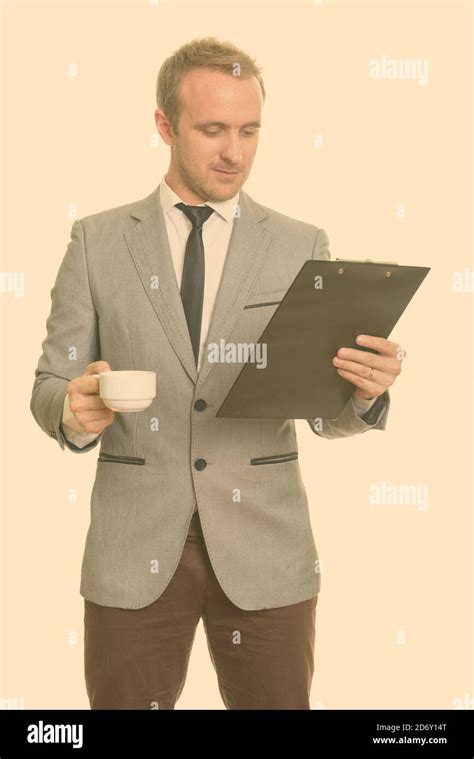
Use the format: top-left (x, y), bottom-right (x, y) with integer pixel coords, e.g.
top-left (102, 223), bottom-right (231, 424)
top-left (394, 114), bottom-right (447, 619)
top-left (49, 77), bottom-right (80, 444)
top-left (98, 452), bottom-right (145, 465)
top-left (250, 451), bottom-right (298, 465)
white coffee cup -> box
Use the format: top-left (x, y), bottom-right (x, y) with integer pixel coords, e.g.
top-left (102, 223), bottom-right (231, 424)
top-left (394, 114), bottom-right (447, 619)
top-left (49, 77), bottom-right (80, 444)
top-left (92, 370), bottom-right (156, 412)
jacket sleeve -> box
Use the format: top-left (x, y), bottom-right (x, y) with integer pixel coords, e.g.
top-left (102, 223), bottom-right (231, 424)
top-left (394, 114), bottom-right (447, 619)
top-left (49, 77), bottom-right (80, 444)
top-left (307, 390), bottom-right (390, 438)
top-left (29, 219), bottom-right (102, 453)
top-left (306, 226), bottom-right (391, 438)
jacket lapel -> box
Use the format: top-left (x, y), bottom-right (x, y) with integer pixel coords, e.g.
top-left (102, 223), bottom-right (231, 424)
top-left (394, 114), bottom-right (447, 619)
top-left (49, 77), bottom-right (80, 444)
top-left (125, 185), bottom-right (197, 383)
top-left (195, 190), bottom-right (273, 391)
top-left (124, 184), bottom-right (273, 388)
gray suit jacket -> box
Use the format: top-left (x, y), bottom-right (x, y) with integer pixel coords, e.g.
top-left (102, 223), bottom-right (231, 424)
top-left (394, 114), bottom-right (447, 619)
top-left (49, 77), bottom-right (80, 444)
top-left (30, 185), bottom-right (390, 610)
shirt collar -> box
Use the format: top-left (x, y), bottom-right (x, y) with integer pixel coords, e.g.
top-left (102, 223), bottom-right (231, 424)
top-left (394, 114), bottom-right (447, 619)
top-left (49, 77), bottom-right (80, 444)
top-left (159, 174), bottom-right (239, 223)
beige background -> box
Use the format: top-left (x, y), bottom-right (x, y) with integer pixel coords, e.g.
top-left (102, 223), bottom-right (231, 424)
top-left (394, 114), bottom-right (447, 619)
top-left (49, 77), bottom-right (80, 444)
top-left (1, 0), bottom-right (472, 709)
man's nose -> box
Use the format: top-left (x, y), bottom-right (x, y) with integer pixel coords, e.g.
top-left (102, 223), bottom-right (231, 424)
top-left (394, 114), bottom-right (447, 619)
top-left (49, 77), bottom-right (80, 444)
top-left (220, 134), bottom-right (243, 164)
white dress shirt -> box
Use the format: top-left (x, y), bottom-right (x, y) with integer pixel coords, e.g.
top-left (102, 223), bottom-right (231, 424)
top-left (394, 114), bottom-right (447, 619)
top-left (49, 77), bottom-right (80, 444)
top-left (62, 175), bottom-right (376, 447)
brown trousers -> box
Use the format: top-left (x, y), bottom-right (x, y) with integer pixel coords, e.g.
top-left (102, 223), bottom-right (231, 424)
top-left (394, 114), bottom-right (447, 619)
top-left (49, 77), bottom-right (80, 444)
top-left (84, 511), bottom-right (319, 709)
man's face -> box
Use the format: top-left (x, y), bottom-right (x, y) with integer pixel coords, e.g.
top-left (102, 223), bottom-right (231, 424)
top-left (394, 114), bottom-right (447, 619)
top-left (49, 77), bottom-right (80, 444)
top-left (155, 67), bottom-right (263, 203)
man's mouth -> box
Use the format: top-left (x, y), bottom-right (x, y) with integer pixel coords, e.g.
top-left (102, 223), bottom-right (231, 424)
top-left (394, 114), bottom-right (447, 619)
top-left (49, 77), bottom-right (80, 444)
top-left (213, 168), bottom-right (239, 175)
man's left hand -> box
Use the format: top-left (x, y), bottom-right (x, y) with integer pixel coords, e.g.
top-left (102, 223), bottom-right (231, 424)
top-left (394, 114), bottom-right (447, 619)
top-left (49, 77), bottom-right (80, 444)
top-left (332, 334), bottom-right (405, 401)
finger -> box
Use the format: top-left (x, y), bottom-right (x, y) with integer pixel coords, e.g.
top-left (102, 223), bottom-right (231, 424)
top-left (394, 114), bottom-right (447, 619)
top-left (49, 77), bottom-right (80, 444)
top-left (69, 395), bottom-right (111, 413)
top-left (68, 375), bottom-right (103, 396)
top-left (75, 409), bottom-right (114, 422)
top-left (74, 413), bottom-right (115, 434)
top-left (336, 367), bottom-right (384, 396)
top-left (334, 361), bottom-right (394, 386)
top-left (355, 335), bottom-right (402, 357)
top-left (334, 353), bottom-right (401, 376)
top-left (84, 361), bottom-right (112, 376)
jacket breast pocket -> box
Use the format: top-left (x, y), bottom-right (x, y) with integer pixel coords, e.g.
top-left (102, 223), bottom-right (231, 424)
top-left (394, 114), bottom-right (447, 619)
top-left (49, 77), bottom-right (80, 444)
top-left (230, 292), bottom-right (285, 351)
top-left (243, 297), bottom-right (283, 310)
top-left (97, 452), bottom-right (145, 466)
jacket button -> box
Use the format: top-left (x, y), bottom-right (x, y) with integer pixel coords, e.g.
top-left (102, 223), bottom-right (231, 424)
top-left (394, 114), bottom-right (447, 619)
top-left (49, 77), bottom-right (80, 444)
top-left (194, 458), bottom-right (207, 471)
top-left (194, 399), bottom-right (207, 412)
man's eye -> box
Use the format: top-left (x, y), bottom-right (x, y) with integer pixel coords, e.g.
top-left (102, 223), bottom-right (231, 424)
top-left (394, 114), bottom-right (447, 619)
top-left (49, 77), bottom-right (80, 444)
top-left (203, 129), bottom-right (257, 137)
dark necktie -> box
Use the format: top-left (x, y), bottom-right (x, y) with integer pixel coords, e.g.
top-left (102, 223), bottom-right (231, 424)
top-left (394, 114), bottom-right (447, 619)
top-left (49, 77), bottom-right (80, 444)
top-left (174, 202), bottom-right (214, 366)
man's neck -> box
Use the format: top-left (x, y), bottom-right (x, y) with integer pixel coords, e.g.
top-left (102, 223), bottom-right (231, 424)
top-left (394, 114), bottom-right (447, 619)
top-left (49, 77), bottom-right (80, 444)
top-left (164, 172), bottom-right (207, 205)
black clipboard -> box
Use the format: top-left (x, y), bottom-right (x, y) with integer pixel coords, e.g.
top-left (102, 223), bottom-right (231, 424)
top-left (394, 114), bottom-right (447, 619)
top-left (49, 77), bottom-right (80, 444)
top-left (215, 258), bottom-right (430, 419)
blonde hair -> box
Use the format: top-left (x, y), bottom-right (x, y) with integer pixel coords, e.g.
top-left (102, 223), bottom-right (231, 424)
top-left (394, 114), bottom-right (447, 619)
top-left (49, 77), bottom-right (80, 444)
top-left (156, 36), bottom-right (266, 133)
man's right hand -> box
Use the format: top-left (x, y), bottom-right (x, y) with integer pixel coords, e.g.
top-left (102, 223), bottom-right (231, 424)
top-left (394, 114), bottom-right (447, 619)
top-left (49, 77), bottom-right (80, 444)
top-left (66, 361), bottom-right (115, 435)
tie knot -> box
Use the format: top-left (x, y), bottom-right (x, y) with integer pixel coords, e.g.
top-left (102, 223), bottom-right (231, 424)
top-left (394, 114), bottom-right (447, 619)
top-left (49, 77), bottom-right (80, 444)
top-left (175, 202), bottom-right (214, 228)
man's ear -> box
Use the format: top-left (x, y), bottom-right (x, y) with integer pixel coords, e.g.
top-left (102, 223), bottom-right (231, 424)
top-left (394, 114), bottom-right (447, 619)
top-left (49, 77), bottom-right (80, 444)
top-left (155, 108), bottom-right (175, 146)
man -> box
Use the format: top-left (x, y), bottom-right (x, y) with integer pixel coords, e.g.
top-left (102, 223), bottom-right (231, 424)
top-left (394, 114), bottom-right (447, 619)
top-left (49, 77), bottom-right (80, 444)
top-left (30, 37), bottom-right (402, 710)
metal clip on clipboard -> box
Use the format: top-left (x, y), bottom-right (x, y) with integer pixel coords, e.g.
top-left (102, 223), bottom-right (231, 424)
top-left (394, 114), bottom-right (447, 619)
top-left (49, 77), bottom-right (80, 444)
top-left (335, 257), bottom-right (399, 265)
top-left (334, 258), bottom-right (399, 276)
